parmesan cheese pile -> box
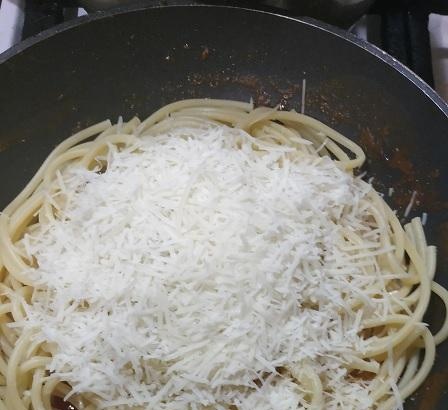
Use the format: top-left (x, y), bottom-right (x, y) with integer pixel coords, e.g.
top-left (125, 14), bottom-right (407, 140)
top-left (20, 124), bottom-right (390, 409)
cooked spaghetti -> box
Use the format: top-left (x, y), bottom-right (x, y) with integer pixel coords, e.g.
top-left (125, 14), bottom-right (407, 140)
top-left (0, 99), bottom-right (447, 410)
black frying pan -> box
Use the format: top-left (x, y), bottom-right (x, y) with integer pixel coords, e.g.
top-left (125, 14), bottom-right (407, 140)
top-left (0, 5), bottom-right (447, 409)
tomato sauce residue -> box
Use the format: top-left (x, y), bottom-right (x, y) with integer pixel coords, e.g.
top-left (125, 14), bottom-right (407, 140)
top-left (200, 46), bottom-right (210, 61)
top-left (359, 127), bottom-right (385, 160)
top-left (51, 396), bottom-right (77, 410)
top-left (0, 138), bottom-right (26, 153)
top-left (356, 125), bottom-right (448, 213)
top-left (390, 149), bottom-right (413, 175)
top-left (348, 369), bottom-right (375, 382)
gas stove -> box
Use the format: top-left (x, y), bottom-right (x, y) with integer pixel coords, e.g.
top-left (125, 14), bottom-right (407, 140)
top-left (1, 0), bottom-right (448, 100)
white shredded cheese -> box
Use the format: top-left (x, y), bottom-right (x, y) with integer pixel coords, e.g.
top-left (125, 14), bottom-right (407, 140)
top-left (301, 78), bottom-right (306, 114)
top-left (19, 124), bottom-right (395, 410)
top-left (404, 190), bottom-right (418, 218)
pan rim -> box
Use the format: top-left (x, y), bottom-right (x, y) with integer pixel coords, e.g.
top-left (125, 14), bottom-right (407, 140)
top-left (1, 3), bottom-right (447, 118)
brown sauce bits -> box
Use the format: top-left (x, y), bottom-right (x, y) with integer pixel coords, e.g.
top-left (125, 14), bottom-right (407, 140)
top-left (51, 396), bottom-right (78, 410)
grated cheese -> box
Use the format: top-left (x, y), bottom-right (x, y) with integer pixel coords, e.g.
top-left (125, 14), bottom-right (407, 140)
top-left (301, 78), bottom-right (306, 114)
top-left (404, 190), bottom-right (417, 218)
top-left (18, 124), bottom-right (396, 409)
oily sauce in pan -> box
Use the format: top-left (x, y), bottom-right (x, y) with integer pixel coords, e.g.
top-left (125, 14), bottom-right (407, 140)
top-left (51, 396), bottom-right (76, 410)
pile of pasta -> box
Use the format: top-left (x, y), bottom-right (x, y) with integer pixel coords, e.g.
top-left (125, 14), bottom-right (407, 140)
top-left (0, 99), bottom-right (447, 410)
